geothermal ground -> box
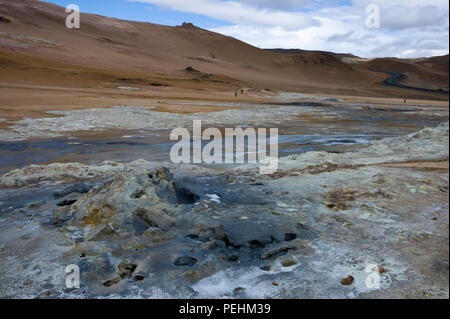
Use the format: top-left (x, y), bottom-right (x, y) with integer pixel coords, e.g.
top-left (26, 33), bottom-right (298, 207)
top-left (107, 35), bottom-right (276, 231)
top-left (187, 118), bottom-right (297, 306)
top-left (0, 0), bottom-right (448, 301)
top-left (0, 93), bottom-right (448, 299)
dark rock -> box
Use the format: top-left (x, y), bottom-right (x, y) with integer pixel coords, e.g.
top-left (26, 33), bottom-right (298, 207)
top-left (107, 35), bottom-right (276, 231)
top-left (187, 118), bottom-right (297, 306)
top-left (225, 255), bottom-right (238, 262)
top-left (103, 277), bottom-right (120, 287)
top-left (174, 256), bottom-right (198, 267)
top-left (57, 199), bottom-right (77, 207)
top-left (186, 234), bottom-right (200, 240)
top-left (133, 272), bottom-right (146, 281)
top-left (174, 186), bottom-right (200, 204)
top-left (118, 261), bottom-right (137, 279)
top-left (0, 16), bottom-right (11, 23)
top-left (284, 233), bottom-right (297, 241)
top-left (181, 22), bottom-right (195, 29)
top-left (185, 66), bottom-right (199, 73)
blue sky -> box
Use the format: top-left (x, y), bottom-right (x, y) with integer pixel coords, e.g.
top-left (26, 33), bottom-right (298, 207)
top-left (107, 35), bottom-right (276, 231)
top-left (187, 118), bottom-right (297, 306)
top-left (43, 0), bottom-right (449, 58)
top-left (45, 0), bottom-right (232, 28)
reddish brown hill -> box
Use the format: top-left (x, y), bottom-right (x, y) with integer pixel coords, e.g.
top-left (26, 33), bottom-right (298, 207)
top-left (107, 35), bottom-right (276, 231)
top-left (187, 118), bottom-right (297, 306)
top-left (0, 0), bottom-right (447, 99)
top-left (0, 0), bottom-right (381, 92)
top-left (416, 55), bottom-right (449, 74)
top-left (358, 58), bottom-right (448, 91)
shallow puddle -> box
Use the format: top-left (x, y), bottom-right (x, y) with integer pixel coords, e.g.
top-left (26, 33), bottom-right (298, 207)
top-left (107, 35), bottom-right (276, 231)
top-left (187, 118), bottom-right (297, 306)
top-left (0, 101), bottom-right (447, 173)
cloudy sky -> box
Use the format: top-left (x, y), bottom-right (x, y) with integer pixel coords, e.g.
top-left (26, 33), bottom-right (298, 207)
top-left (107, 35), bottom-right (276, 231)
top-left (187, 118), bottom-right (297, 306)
top-left (47, 0), bottom-right (449, 58)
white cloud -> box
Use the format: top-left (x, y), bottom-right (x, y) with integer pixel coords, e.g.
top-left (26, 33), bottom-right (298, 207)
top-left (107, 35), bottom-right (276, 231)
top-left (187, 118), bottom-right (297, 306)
top-left (239, 0), bottom-right (314, 10)
top-left (130, 0), bottom-right (449, 58)
top-left (128, 0), bottom-right (320, 29)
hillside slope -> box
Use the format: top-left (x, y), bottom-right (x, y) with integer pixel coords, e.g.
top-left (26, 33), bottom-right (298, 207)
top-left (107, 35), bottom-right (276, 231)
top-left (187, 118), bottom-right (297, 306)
top-left (358, 57), bottom-right (449, 91)
top-left (0, 0), bottom-right (447, 99)
top-left (0, 0), bottom-right (381, 92)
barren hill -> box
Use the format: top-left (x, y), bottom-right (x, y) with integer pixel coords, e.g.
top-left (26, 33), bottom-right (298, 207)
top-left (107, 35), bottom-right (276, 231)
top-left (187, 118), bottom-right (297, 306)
top-left (358, 57), bottom-right (449, 91)
top-left (416, 55), bottom-right (449, 74)
top-left (0, 0), bottom-right (448, 99)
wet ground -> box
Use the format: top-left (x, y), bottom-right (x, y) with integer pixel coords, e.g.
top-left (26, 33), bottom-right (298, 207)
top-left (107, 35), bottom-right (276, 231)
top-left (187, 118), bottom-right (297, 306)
top-left (0, 100), bottom-right (447, 174)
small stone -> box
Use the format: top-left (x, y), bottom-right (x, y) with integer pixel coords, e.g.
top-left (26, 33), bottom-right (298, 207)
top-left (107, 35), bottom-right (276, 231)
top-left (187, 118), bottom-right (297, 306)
top-left (281, 257), bottom-right (297, 267)
top-left (272, 281), bottom-right (279, 286)
top-left (341, 275), bottom-right (354, 286)
top-left (379, 266), bottom-right (388, 274)
top-left (103, 277), bottom-right (120, 287)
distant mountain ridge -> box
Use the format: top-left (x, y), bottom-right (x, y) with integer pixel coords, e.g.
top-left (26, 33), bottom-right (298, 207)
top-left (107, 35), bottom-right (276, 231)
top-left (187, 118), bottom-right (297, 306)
top-left (265, 48), bottom-right (358, 60)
